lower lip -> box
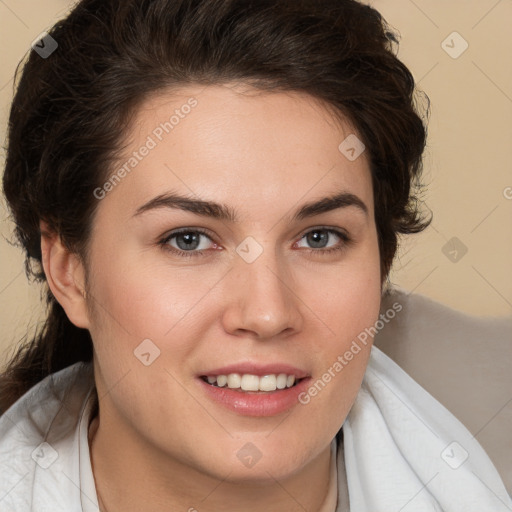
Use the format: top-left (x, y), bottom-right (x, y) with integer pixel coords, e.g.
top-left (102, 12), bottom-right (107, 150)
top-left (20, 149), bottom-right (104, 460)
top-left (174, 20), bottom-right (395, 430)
top-left (197, 377), bottom-right (312, 417)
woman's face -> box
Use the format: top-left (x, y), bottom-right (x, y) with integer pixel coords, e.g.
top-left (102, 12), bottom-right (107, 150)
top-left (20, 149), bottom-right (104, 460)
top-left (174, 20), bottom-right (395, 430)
top-left (84, 83), bottom-right (381, 482)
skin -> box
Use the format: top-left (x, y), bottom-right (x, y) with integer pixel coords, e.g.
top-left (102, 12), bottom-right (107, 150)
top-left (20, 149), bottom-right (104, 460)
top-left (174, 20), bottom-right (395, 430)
top-left (41, 83), bottom-right (382, 511)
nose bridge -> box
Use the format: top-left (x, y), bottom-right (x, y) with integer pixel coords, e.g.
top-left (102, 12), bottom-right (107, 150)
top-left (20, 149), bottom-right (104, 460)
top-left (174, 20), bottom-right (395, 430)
top-left (223, 236), bottom-right (302, 337)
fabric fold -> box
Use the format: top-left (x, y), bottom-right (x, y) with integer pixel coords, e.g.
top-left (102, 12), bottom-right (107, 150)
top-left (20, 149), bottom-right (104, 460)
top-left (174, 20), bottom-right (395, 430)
top-left (343, 344), bottom-right (512, 511)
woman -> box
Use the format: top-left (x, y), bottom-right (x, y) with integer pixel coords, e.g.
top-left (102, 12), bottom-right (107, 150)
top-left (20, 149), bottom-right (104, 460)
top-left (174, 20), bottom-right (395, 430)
top-left (0, 0), bottom-right (510, 510)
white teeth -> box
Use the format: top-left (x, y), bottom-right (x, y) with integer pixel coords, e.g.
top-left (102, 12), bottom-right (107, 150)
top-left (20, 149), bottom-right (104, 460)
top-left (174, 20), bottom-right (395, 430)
top-left (241, 374), bottom-right (260, 391)
top-left (216, 375), bottom-right (228, 387)
top-left (204, 373), bottom-right (300, 391)
top-left (259, 375), bottom-right (277, 392)
top-left (276, 373), bottom-right (288, 389)
top-left (227, 373), bottom-right (241, 388)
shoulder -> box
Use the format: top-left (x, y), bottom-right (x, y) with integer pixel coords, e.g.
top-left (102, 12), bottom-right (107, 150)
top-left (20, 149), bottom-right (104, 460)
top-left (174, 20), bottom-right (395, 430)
top-left (0, 362), bottom-right (95, 511)
top-left (374, 288), bottom-right (512, 495)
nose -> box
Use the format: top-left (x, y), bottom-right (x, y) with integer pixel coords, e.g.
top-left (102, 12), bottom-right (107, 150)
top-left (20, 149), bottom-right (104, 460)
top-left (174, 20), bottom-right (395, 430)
top-left (220, 250), bottom-right (304, 340)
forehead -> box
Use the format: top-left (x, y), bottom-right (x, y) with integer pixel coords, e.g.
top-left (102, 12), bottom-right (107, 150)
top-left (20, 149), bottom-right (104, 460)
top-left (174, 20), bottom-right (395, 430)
top-left (97, 83), bottom-right (374, 220)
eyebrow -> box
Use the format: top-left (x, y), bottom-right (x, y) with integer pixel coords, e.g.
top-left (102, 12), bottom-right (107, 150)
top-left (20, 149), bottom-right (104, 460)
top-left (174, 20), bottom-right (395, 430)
top-left (133, 190), bottom-right (368, 222)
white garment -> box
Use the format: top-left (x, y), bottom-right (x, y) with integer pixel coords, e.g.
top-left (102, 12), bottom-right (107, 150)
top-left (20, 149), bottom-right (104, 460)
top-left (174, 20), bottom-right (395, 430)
top-left (0, 361), bottom-right (97, 512)
top-left (343, 346), bottom-right (512, 511)
top-left (0, 345), bottom-right (510, 511)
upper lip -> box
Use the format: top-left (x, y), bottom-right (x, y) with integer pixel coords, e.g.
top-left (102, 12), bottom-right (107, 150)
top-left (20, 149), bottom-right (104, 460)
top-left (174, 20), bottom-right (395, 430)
top-left (199, 363), bottom-right (310, 379)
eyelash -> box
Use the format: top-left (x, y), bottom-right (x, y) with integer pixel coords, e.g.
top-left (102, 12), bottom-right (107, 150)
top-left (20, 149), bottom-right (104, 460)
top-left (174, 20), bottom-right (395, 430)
top-left (158, 227), bottom-right (352, 259)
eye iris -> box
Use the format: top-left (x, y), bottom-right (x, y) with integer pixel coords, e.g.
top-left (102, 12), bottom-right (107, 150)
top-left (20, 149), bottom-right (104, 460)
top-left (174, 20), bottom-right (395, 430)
top-left (176, 232), bottom-right (200, 250)
top-left (307, 230), bottom-right (328, 249)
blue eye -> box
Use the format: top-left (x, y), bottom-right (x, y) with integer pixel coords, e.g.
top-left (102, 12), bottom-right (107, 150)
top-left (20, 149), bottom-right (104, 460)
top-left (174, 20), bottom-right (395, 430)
top-left (295, 228), bottom-right (350, 255)
top-left (160, 228), bottom-right (215, 258)
top-left (159, 227), bottom-right (351, 258)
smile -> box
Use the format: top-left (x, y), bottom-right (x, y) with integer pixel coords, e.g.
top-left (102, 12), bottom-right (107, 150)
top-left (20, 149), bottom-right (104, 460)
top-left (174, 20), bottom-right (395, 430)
top-left (200, 373), bottom-right (302, 392)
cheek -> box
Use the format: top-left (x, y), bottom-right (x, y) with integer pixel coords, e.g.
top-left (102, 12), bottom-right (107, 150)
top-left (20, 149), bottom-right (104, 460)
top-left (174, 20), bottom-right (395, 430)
top-left (301, 237), bottom-right (382, 411)
top-left (87, 248), bottom-right (215, 341)
top-left (306, 237), bottom-right (382, 347)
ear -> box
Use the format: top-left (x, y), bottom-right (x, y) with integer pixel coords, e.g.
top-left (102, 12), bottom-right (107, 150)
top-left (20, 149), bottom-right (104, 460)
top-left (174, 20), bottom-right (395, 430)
top-left (40, 220), bottom-right (90, 329)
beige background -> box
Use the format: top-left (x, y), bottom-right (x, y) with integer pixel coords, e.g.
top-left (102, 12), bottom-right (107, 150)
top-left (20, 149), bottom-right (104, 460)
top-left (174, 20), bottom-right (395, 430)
top-left (1, 0), bottom-right (511, 367)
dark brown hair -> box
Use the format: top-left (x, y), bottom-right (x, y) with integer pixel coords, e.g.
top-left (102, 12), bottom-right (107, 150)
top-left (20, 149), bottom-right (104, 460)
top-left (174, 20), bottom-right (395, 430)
top-left (1, 0), bottom-right (429, 412)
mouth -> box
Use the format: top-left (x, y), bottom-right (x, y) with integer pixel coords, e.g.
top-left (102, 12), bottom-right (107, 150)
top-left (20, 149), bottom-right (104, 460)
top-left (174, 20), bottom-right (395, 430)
top-left (199, 373), bottom-right (306, 393)
top-left (197, 372), bottom-right (312, 416)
